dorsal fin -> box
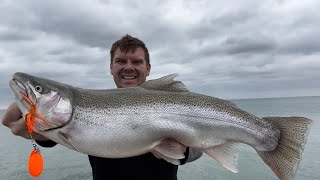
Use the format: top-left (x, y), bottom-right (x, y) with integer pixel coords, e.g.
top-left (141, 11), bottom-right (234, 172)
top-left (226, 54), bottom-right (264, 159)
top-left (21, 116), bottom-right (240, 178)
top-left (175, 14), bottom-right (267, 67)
top-left (140, 74), bottom-right (189, 92)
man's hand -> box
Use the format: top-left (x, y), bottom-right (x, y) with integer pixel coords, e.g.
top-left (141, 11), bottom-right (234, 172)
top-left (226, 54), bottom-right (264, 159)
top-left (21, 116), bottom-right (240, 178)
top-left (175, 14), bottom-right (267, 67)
top-left (2, 102), bottom-right (48, 141)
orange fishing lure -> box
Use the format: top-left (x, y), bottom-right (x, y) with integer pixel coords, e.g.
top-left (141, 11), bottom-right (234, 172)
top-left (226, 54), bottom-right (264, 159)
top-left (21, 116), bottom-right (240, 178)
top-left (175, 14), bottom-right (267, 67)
top-left (28, 145), bottom-right (43, 177)
top-left (21, 93), bottom-right (51, 177)
top-left (21, 93), bottom-right (50, 133)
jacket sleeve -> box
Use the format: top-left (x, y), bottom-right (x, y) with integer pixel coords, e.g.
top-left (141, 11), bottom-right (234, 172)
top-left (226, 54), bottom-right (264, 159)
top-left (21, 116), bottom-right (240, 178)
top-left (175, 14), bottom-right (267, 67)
top-left (36, 140), bottom-right (57, 147)
top-left (180, 147), bottom-right (203, 164)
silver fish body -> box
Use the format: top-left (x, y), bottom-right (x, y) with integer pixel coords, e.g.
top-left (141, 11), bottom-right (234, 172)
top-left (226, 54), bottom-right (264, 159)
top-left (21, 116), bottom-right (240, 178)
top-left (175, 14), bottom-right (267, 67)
top-left (67, 88), bottom-right (277, 156)
top-left (9, 72), bottom-right (312, 180)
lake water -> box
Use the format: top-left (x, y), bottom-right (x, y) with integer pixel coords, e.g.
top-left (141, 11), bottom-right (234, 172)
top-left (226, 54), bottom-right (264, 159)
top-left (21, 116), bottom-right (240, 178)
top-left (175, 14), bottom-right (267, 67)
top-left (0, 96), bottom-right (319, 180)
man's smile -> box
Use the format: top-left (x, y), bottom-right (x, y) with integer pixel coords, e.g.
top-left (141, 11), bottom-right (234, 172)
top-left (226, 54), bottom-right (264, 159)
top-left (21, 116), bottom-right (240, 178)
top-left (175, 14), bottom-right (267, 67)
top-left (121, 75), bottom-right (137, 80)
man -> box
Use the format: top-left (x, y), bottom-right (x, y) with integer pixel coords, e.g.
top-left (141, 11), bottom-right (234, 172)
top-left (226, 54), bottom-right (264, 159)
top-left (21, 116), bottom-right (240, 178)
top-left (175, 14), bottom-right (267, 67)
top-left (2, 34), bottom-right (202, 180)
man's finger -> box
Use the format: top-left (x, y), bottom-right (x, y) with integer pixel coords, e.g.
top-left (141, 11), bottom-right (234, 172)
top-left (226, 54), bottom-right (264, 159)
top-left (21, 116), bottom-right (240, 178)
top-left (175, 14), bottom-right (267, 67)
top-left (2, 102), bottom-right (22, 126)
top-left (9, 117), bottom-right (31, 139)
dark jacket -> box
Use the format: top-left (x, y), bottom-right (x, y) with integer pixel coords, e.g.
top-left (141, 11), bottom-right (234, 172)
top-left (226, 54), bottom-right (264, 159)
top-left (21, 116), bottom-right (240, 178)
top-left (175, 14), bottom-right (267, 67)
top-left (36, 140), bottom-right (200, 180)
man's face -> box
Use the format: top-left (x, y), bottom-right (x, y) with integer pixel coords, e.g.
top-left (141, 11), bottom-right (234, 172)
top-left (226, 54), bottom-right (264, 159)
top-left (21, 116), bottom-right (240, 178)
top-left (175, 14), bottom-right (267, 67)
top-left (110, 47), bottom-right (151, 88)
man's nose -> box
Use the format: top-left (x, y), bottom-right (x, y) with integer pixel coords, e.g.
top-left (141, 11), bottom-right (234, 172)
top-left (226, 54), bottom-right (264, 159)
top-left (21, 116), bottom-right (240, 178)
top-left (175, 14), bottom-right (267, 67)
top-left (124, 62), bottom-right (134, 71)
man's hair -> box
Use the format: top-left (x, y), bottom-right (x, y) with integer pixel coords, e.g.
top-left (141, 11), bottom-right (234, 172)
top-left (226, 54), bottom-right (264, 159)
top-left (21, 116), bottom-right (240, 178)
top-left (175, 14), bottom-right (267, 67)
top-left (110, 34), bottom-right (150, 65)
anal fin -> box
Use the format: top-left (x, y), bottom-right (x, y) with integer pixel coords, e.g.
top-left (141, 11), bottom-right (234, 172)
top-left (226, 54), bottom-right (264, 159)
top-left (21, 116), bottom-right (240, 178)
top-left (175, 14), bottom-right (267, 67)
top-left (204, 143), bottom-right (239, 173)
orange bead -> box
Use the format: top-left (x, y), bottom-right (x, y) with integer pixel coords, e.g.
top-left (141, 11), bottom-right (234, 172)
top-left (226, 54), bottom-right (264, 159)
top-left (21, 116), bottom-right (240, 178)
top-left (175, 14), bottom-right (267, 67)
top-left (28, 150), bottom-right (43, 177)
top-left (26, 113), bottom-right (34, 134)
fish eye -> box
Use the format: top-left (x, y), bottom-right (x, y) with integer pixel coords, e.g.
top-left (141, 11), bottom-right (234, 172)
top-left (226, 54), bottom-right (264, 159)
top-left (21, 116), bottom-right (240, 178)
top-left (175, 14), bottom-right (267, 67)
top-left (35, 86), bottom-right (43, 92)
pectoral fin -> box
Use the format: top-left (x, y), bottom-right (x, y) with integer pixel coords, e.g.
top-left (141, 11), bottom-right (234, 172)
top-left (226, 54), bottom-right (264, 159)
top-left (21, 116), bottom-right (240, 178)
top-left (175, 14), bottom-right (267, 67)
top-left (204, 143), bottom-right (239, 173)
top-left (58, 132), bottom-right (82, 153)
top-left (153, 139), bottom-right (186, 165)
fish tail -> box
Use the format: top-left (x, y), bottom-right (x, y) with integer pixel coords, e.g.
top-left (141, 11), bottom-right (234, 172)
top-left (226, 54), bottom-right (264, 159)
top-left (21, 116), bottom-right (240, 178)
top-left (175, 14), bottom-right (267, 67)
top-left (257, 117), bottom-right (312, 180)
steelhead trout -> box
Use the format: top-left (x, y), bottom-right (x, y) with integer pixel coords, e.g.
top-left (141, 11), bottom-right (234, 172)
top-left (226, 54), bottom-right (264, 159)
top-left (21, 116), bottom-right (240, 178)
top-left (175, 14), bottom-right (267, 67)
top-left (9, 72), bottom-right (312, 180)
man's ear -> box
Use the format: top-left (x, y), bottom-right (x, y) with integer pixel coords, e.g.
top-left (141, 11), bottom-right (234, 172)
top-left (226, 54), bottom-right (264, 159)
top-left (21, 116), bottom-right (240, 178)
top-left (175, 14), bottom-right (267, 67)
top-left (147, 64), bottom-right (151, 76)
top-left (110, 63), bottom-right (113, 75)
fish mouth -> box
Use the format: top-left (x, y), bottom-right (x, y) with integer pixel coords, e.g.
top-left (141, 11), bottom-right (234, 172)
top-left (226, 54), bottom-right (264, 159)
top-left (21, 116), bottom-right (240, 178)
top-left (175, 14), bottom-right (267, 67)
top-left (10, 73), bottom-right (29, 97)
top-left (9, 73), bottom-right (34, 113)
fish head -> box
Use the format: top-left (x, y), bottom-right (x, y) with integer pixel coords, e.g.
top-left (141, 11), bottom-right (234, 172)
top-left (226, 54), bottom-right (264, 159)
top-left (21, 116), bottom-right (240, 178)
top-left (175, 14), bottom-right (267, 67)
top-left (9, 72), bottom-right (73, 131)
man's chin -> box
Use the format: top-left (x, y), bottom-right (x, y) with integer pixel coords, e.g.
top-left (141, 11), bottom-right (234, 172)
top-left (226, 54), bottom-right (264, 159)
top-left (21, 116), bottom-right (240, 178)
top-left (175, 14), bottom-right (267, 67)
top-left (119, 81), bottom-right (139, 88)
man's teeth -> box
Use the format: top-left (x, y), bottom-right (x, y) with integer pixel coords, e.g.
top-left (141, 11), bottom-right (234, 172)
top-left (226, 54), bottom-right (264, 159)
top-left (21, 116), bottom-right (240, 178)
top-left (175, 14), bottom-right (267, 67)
top-left (122, 76), bottom-right (136, 80)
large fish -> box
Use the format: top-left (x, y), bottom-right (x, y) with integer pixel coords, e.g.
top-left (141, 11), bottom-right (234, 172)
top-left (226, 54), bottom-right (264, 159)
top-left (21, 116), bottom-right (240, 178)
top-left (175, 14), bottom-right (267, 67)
top-left (9, 72), bottom-right (312, 180)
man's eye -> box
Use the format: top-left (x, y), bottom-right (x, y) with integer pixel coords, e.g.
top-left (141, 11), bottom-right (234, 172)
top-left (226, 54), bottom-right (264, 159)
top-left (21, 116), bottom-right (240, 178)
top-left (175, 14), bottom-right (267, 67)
top-left (133, 60), bottom-right (143, 64)
top-left (116, 60), bottom-right (125, 64)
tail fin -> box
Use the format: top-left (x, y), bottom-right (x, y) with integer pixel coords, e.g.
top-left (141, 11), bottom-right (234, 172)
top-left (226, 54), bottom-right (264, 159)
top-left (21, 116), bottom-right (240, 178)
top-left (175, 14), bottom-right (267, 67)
top-left (257, 117), bottom-right (312, 180)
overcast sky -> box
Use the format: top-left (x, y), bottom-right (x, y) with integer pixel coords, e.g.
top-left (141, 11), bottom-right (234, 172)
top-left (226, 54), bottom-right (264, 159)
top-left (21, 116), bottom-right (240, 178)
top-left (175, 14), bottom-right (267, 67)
top-left (1, 0), bottom-right (320, 109)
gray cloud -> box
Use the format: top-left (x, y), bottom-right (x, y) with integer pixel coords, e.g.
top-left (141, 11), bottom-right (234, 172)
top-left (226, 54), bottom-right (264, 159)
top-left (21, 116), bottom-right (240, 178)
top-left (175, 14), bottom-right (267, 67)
top-left (223, 36), bottom-right (276, 54)
top-left (1, 0), bottom-right (320, 108)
